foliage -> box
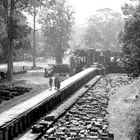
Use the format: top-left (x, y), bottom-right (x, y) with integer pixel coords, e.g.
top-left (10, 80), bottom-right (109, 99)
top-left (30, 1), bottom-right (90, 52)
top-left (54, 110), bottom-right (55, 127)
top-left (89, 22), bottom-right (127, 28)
top-left (0, 0), bottom-right (54, 79)
top-left (84, 8), bottom-right (124, 51)
top-left (0, 0), bottom-right (52, 62)
top-left (108, 76), bottom-right (140, 140)
top-left (85, 25), bottom-right (103, 50)
top-left (0, 1), bottom-right (32, 62)
top-left (120, 3), bottom-right (140, 77)
top-left (39, 0), bottom-right (74, 64)
top-left (121, 3), bottom-right (136, 17)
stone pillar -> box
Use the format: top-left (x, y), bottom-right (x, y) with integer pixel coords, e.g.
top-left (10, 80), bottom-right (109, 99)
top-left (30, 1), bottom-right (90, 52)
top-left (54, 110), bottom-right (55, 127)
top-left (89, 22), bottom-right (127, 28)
top-left (104, 50), bottom-right (111, 64)
top-left (0, 130), bottom-right (3, 140)
top-left (27, 114), bottom-right (31, 127)
top-left (22, 117), bottom-right (26, 131)
top-left (18, 121), bottom-right (23, 134)
top-left (87, 49), bottom-right (95, 67)
top-left (8, 125), bottom-right (14, 140)
top-left (3, 127), bottom-right (9, 140)
top-left (14, 122), bottom-right (18, 137)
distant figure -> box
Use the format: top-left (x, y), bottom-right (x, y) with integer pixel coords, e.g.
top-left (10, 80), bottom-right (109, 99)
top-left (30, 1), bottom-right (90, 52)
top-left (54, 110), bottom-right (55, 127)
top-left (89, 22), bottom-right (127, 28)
top-left (54, 75), bottom-right (57, 90)
top-left (54, 74), bottom-right (61, 90)
top-left (44, 68), bottom-right (48, 78)
top-left (56, 76), bottom-right (60, 90)
top-left (49, 77), bottom-right (53, 90)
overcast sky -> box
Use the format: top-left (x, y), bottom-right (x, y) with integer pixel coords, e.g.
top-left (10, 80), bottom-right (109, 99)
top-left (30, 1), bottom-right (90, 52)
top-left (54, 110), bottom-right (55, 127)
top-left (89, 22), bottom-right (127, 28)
top-left (67, 0), bottom-right (136, 25)
top-left (28, 0), bottom-right (137, 28)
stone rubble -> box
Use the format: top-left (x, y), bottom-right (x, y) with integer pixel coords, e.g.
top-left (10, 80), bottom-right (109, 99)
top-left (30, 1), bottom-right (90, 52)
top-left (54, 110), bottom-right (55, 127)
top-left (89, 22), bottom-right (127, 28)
top-left (39, 74), bottom-right (131, 140)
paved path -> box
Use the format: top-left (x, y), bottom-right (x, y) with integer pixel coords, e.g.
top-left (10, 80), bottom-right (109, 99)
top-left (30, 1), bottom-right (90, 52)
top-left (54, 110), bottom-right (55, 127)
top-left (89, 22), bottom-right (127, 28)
top-left (0, 57), bottom-right (70, 113)
top-left (0, 76), bottom-right (49, 113)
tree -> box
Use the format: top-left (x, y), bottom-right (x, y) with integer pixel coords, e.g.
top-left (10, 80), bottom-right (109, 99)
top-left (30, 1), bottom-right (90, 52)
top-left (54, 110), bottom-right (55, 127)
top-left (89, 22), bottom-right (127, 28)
top-left (23, 0), bottom-right (45, 67)
top-left (39, 0), bottom-right (74, 64)
top-left (85, 24), bottom-right (103, 50)
top-left (120, 2), bottom-right (140, 77)
top-left (84, 8), bottom-right (124, 51)
top-left (121, 3), bottom-right (136, 17)
top-left (0, 0), bottom-right (33, 80)
top-left (0, 0), bottom-right (52, 80)
top-left (0, 12), bottom-right (31, 61)
top-left (23, 0), bottom-right (56, 67)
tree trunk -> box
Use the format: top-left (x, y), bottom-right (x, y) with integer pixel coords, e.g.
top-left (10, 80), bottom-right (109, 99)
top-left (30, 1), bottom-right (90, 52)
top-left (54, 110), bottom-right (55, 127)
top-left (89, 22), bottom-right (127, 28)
top-left (56, 56), bottom-right (62, 64)
top-left (7, 38), bottom-right (13, 80)
top-left (33, 1), bottom-right (36, 68)
top-left (55, 50), bottom-right (63, 64)
top-left (7, 0), bottom-right (14, 80)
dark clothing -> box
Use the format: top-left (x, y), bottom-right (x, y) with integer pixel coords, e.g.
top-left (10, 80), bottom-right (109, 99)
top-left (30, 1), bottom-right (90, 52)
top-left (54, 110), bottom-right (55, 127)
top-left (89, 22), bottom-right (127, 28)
top-left (54, 77), bottom-right (57, 88)
top-left (54, 76), bottom-right (60, 90)
top-left (49, 77), bottom-right (53, 87)
top-left (57, 80), bottom-right (60, 89)
top-left (44, 69), bottom-right (48, 78)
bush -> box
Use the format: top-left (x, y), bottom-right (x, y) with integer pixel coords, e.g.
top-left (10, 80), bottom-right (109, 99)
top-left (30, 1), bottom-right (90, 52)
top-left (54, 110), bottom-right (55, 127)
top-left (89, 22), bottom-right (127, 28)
top-left (120, 12), bottom-right (140, 77)
top-left (108, 77), bottom-right (140, 140)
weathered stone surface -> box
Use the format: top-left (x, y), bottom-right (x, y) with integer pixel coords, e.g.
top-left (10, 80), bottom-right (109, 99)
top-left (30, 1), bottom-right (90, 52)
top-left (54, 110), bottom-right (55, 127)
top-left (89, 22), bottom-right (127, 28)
top-left (32, 124), bottom-right (44, 133)
top-left (39, 74), bottom-right (131, 140)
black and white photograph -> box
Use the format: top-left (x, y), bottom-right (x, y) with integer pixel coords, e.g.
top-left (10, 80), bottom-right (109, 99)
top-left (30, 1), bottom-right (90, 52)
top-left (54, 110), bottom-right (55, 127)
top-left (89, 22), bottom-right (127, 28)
top-left (0, 0), bottom-right (139, 140)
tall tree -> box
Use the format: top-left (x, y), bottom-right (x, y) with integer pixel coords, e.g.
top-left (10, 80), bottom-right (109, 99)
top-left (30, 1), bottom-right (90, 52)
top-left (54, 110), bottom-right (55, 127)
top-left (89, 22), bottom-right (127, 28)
top-left (23, 0), bottom-right (55, 67)
top-left (119, 2), bottom-right (140, 77)
top-left (0, 0), bottom-right (33, 80)
top-left (23, 0), bottom-right (45, 67)
top-left (84, 8), bottom-right (124, 51)
top-left (39, 0), bottom-right (74, 64)
top-left (0, 0), bottom-right (53, 80)
top-left (85, 24), bottom-right (103, 50)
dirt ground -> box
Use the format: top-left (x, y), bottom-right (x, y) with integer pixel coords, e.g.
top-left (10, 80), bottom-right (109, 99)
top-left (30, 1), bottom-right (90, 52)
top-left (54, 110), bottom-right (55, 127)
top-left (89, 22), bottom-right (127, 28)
top-left (0, 68), bottom-right (51, 113)
top-left (0, 57), bottom-right (70, 113)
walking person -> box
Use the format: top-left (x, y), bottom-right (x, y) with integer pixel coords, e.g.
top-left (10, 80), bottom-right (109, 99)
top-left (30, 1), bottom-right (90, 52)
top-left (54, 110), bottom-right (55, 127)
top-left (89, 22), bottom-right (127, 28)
top-left (44, 68), bottom-right (48, 78)
top-left (54, 75), bottom-right (58, 90)
top-left (56, 75), bottom-right (60, 90)
top-left (54, 74), bottom-right (61, 91)
top-left (49, 76), bottom-right (53, 90)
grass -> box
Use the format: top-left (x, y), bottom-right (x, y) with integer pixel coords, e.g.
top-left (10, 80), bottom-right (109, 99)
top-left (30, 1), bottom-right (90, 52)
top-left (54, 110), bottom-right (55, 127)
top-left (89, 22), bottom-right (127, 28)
top-left (108, 76), bottom-right (140, 140)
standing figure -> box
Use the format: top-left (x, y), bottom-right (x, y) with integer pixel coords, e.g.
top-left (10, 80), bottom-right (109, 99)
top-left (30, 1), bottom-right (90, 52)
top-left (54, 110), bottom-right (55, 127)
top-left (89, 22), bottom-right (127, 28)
top-left (54, 74), bottom-right (61, 90)
top-left (44, 68), bottom-right (48, 78)
top-left (49, 77), bottom-right (53, 90)
top-left (54, 75), bottom-right (58, 90)
top-left (56, 75), bottom-right (60, 90)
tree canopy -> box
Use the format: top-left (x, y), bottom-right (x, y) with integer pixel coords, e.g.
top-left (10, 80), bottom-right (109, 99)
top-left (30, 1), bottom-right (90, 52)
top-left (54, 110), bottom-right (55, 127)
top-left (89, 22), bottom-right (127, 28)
top-left (0, 0), bottom-right (32, 62)
top-left (120, 2), bottom-right (140, 77)
top-left (39, 0), bottom-right (74, 64)
top-left (0, 0), bottom-right (54, 79)
top-left (84, 8), bottom-right (124, 51)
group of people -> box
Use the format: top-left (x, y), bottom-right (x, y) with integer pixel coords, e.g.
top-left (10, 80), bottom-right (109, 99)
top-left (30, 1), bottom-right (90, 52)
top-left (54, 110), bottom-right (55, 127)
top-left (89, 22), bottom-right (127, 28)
top-left (49, 74), bottom-right (61, 91)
